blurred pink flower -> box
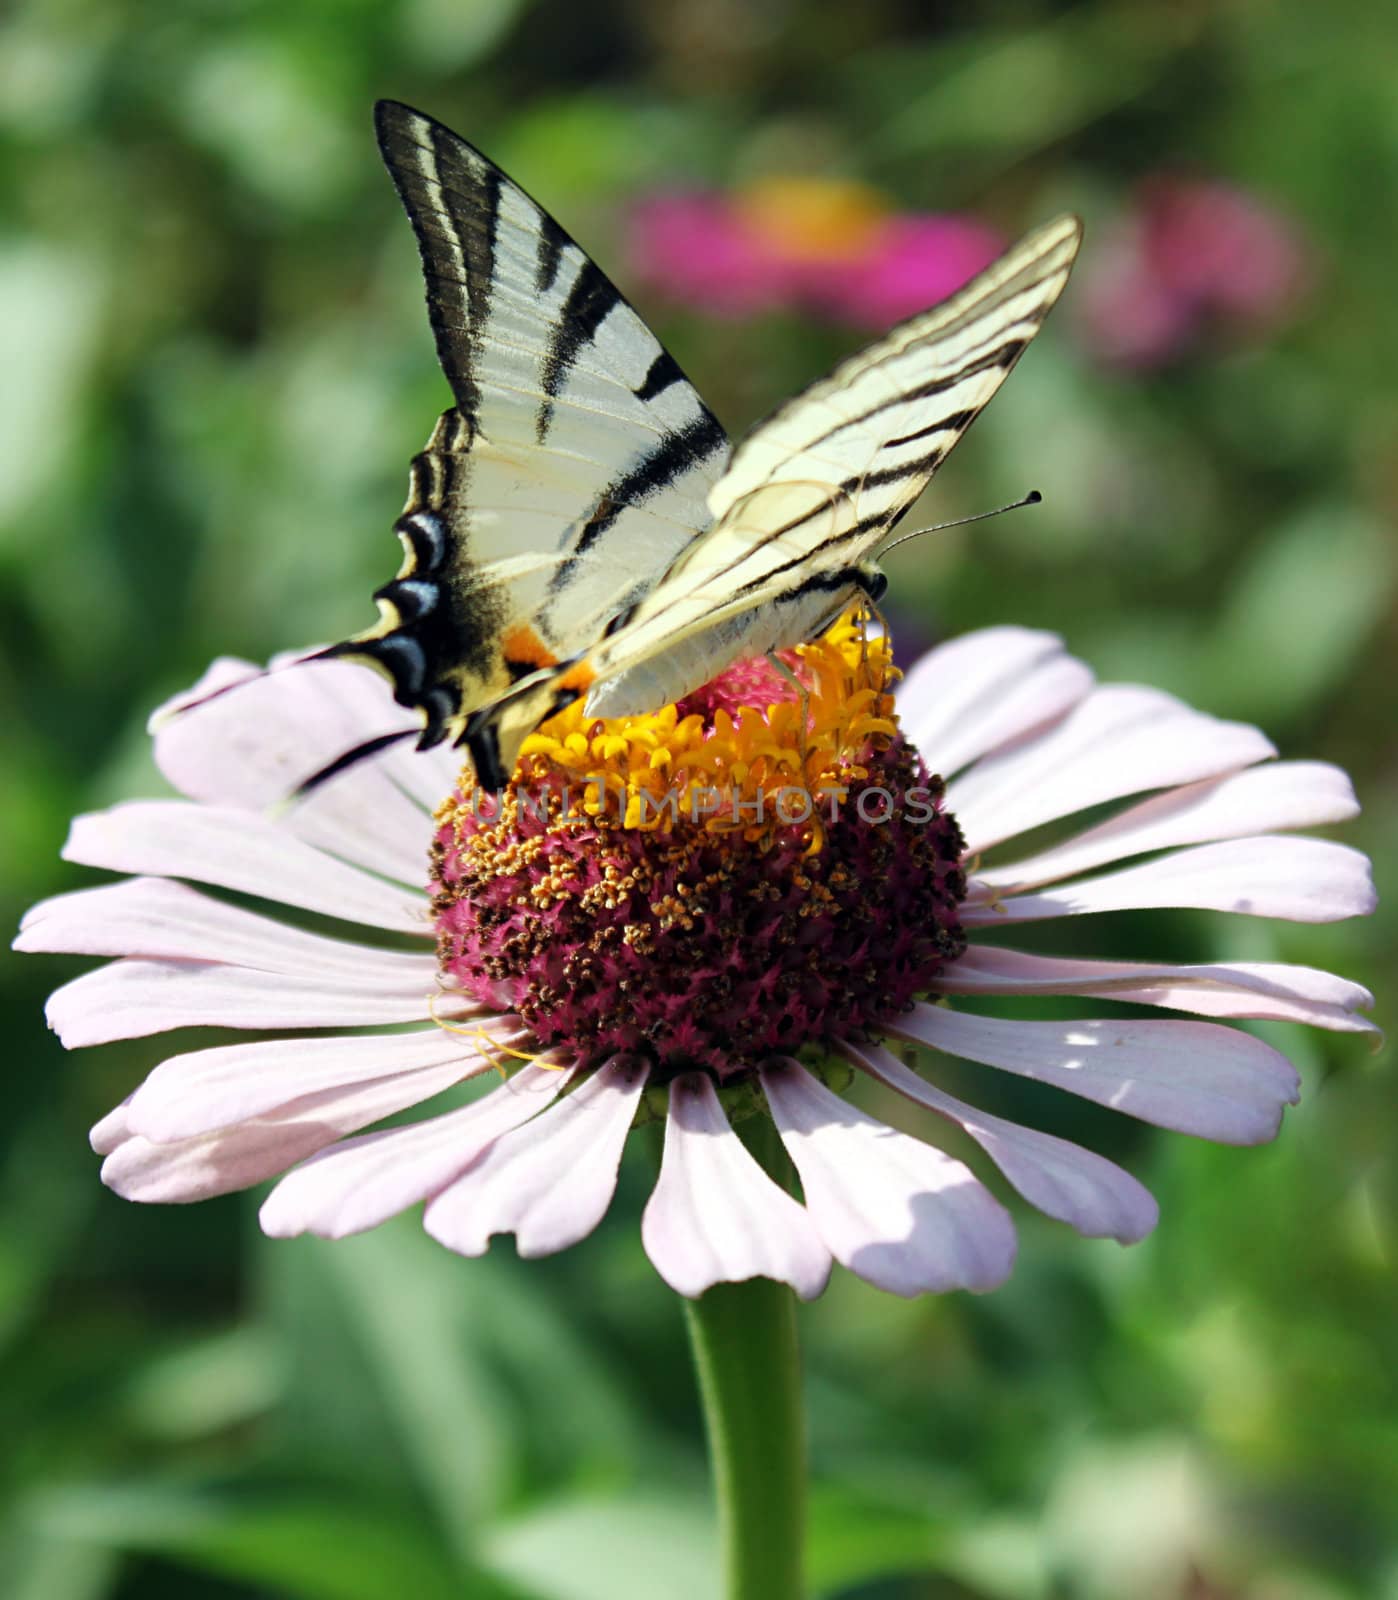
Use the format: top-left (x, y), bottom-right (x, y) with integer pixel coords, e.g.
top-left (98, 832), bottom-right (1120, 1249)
top-left (626, 192), bottom-right (785, 317)
top-left (803, 215), bottom-right (1007, 327)
top-left (628, 177), bottom-right (1004, 330)
top-left (1078, 175), bottom-right (1312, 367)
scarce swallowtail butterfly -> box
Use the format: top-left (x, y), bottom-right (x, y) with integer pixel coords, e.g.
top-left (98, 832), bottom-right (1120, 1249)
top-left (325, 100), bottom-right (1082, 791)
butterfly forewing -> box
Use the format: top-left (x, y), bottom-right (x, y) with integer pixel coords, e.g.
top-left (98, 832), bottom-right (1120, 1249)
top-left (332, 101), bottom-right (729, 748)
top-left (707, 215), bottom-right (1081, 533)
top-left (584, 214), bottom-right (1082, 718)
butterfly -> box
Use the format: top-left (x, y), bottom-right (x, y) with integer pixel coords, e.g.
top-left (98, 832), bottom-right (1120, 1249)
top-left (324, 100), bottom-right (1082, 792)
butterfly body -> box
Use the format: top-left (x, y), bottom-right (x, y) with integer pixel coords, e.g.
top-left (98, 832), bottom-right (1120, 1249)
top-left (331, 101), bottom-right (1082, 790)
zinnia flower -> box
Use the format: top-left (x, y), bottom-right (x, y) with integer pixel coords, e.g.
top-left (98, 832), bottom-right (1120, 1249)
top-left (628, 179), bottom-right (1004, 329)
top-left (1077, 174), bottom-right (1312, 367)
top-left (17, 617), bottom-right (1375, 1300)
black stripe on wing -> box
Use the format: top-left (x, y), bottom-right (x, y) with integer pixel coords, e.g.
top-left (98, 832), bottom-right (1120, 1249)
top-left (820, 338), bottom-right (1026, 459)
top-left (549, 411), bottom-right (729, 595)
top-left (535, 213), bottom-right (568, 293)
top-left (633, 351), bottom-right (685, 403)
top-left (375, 100), bottom-right (502, 433)
top-left (375, 99), bottom-right (725, 459)
top-left (537, 260), bottom-right (623, 441)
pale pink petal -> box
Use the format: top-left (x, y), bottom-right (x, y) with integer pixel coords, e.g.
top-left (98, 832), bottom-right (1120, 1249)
top-left (90, 1098), bottom-right (132, 1154)
top-left (947, 685), bottom-right (1275, 853)
top-left (934, 945), bottom-right (1378, 1034)
top-left (844, 1041), bottom-right (1158, 1243)
top-left (127, 1023), bottom-right (517, 1141)
top-left (46, 958), bottom-right (445, 1046)
top-left (259, 1063), bottom-right (572, 1239)
top-left (964, 836), bottom-right (1376, 926)
top-left (102, 1057), bottom-right (476, 1203)
top-left (149, 656), bottom-right (253, 724)
top-left (897, 628), bottom-right (1094, 779)
top-left (889, 1004), bottom-right (1299, 1144)
top-left (259, 652), bottom-right (460, 811)
top-left (759, 1059), bottom-right (1015, 1296)
top-left (155, 656), bottom-right (446, 884)
top-left (425, 1058), bottom-right (649, 1259)
top-left (16, 877), bottom-right (435, 975)
top-left (641, 1073), bottom-right (832, 1300)
top-left (979, 762), bottom-right (1359, 892)
top-left (156, 652), bottom-right (459, 809)
top-left (64, 802), bottom-right (426, 933)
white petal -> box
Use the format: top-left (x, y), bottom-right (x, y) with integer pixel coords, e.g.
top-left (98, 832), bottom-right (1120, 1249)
top-left (90, 1097), bottom-right (132, 1154)
top-left (153, 650), bottom-right (457, 806)
top-left (934, 945), bottom-right (1378, 1033)
top-left (102, 1058), bottom-right (473, 1203)
top-left (845, 1041), bottom-right (1158, 1243)
top-left (46, 958), bottom-right (444, 1046)
top-left (641, 1074), bottom-right (832, 1300)
top-left (759, 1059), bottom-right (1015, 1296)
top-left (889, 1004), bottom-right (1300, 1145)
top-left (980, 762), bottom-right (1360, 892)
top-left (16, 876), bottom-right (435, 975)
top-left (947, 684), bottom-right (1275, 854)
top-left (64, 802), bottom-right (427, 933)
top-left (897, 627), bottom-right (1094, 778)
top-left (127, 1023), bottom-right (513, 1141)
top-left (265, 651), bottom-right (461, 810)
top-left (154, 656), bottom-right (446, 885)
top-left (425, 1058), bottom-right (649, 1259)
top-left (149, 656), bottom-right (253, 725)
top-left (259, 1062), bottom-right (571, 1239)
top-left (965, 836), bottom-right (1377, 926)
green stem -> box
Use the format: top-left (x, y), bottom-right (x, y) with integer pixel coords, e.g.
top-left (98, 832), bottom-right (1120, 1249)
top-left (682, 1124), bottom-right (807, 1600)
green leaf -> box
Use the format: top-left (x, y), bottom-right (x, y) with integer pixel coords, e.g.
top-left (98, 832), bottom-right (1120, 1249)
top-left (25, 1481), bottom-right (532, 1600)
top-left (482, 1492), bottom-right (717, 1600)
top-left (0, 1529), bottom-right (119, 1600)
top-left (863, 9), bottom-right (1199, 165)
top-left (806, 1484), bottom-right (949, 1596)
top-left (1205, 503), bottom-right (1396, 723)
top-left (119, 1327), bottom-right (285, 1440)
top-left (262, 1223), bottom-right (518, 1556)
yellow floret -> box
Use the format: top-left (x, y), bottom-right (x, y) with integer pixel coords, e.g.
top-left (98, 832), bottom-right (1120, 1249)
top-left (515, 609), bottom-right (898, 843)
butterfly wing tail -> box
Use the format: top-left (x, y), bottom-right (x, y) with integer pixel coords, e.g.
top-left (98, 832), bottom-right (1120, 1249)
top-left (463, 656), bottom-right (596, 792)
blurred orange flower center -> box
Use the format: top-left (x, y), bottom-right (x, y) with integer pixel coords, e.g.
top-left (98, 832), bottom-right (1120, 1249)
top-left (734, 177), bottom-right (891, 263)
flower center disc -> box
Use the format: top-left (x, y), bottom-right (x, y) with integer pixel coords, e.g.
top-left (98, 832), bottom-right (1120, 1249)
top-left (430, 614), bottom-right (967, 1080)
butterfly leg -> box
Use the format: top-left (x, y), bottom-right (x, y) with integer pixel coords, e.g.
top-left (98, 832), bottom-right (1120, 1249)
top-left (857, 597), bottom-right (891, 666)
top-left (765, 650), bottom-right (812, 784)
top-left (843, 562), bottom-right (893, 682)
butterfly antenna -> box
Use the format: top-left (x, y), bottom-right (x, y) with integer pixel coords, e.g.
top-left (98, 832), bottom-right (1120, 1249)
top-left (879, 489), bottom-right (1041, 557)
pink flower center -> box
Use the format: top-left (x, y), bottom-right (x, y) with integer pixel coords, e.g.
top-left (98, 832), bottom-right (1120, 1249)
top-left (429, 627), bottom-right (968, 1081)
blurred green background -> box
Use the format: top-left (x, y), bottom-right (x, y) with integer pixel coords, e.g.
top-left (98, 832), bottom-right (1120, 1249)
top-left (3, 1), bottom-right (1394, 1597)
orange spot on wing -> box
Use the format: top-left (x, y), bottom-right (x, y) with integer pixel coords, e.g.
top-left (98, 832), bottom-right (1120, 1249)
top-left (557, 660), bottom-right (597, 693)
top-left (501, 625), bottom-right (557, 674)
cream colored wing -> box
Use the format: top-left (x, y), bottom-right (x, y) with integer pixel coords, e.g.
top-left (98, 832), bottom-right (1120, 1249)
top-left (582, 214), bottom-right (1083, 719)
top-left (324, 101), bottom-right (730, 768)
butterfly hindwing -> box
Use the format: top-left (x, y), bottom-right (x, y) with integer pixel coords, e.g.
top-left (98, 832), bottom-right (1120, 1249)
top-left (330, 100), bottom-right (729, 748)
